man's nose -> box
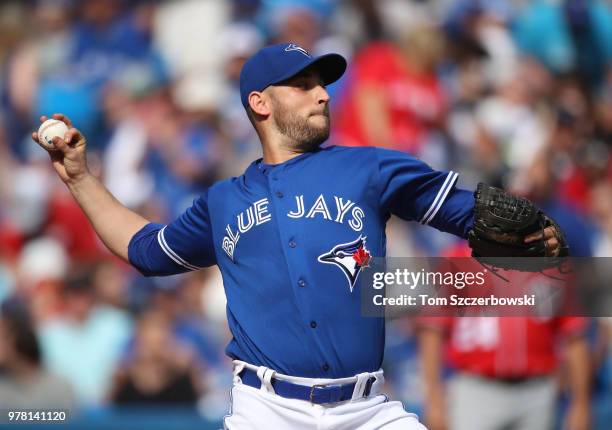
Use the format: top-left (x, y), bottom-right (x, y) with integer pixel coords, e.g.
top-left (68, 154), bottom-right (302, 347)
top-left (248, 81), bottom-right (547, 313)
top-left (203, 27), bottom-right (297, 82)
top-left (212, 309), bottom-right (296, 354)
top-left (317, 85), bottom-right (330, 104)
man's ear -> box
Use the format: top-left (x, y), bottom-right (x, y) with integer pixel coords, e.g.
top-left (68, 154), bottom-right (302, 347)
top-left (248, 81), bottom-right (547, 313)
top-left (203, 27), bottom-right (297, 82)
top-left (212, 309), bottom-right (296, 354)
top-left (248, 91), bottom-right (271, 117)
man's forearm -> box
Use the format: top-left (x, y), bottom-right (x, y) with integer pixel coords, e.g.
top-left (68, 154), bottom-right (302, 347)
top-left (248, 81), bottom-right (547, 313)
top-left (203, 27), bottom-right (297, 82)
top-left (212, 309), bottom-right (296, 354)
top-left (565, 336), bottom-right (590, 404)
top-left (67, 173), bottom-right (149, 262)
top-left (418, 326), bottom-right (448, 430)
top-left (419, 327), bottom-right (445, 400)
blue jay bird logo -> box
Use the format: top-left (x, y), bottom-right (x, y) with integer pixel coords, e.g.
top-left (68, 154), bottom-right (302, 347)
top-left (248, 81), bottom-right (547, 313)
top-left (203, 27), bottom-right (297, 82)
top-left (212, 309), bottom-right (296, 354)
top-left (284, 43), bottom-right (311, 57)
top-left (318, 235), bottom-right (371, 292)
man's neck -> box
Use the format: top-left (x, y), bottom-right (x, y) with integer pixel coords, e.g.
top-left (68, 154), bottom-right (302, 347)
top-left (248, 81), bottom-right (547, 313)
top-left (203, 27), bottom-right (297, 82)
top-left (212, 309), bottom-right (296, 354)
top-left (261, 145), bottom-right (304, 165)
top-left (260, 132), bottom-right (307, 165)
top-left (258, 125), bottom-right (323, 164)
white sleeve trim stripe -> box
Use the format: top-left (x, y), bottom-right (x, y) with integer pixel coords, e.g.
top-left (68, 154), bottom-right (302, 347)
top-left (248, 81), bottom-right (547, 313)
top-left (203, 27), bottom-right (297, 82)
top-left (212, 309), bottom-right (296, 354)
top-left (157, 226), bottom-right (202, 271)
top-left (419, 171), bottom-right (455, 224)
top-left (422, 171), bottom-right (459, 225)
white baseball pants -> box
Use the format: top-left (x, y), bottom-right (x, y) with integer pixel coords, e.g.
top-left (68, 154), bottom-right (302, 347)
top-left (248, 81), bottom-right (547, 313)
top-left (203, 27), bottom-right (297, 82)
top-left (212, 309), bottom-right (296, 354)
top-left (223, 361), bottom-right (427, 430)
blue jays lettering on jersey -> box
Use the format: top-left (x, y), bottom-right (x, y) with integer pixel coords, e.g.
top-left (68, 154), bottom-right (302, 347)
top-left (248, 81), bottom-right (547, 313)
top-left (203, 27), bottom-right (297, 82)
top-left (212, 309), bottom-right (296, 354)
top-left (128, 146), bottom-right (475, 378)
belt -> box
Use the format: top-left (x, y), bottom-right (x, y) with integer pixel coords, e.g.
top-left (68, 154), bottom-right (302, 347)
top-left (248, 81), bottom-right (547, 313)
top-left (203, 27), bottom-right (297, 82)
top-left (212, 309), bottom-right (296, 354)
top-left (472, 373), bottom-right (549, 385)
top-left (494, 375), bottom-right (548, 385)
top-left (238, 368), bottom-right (376, 405)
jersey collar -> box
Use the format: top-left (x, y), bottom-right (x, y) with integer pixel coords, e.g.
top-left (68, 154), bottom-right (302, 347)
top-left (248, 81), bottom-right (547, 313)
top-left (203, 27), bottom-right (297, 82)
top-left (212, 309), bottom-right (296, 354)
top-left (245, 148), bottom-right (323, 181)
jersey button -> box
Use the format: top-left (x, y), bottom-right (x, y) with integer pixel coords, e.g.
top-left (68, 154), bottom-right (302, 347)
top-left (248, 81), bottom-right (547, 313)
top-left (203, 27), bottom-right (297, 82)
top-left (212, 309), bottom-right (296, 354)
top-left (289, 240), bottom-right (296, 248)
top-left (322, 364), bottom-right (330, 372)
top-left (310, 321), bottom-right (317, 328)
top-left (275, 191), bottom-right (283, 198)
top-left (298, 279), bottom-right (306, 288)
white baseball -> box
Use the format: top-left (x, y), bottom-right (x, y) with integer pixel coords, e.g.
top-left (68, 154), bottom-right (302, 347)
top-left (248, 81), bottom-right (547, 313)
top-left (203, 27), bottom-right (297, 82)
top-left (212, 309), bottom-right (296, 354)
top-left (37, 119), bottom-right (69, 150)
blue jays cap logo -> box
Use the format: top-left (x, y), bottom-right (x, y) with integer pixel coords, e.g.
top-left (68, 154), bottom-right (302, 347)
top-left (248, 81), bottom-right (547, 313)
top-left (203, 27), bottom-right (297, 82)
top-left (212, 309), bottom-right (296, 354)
top-left (284, 43), bottom-right (311, 57)
top-left (318, 235), bottom-right (371, 292)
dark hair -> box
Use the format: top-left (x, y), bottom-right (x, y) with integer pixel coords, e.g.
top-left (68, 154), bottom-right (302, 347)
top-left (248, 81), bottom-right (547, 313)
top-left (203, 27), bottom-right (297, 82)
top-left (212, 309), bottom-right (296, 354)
top-left (0, 300), bottom-right (41, 365)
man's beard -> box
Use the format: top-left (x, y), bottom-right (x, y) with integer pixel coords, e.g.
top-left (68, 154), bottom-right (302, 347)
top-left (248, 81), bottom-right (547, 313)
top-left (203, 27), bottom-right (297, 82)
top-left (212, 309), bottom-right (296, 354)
top-left (271, 101), bottom-right (330, 153)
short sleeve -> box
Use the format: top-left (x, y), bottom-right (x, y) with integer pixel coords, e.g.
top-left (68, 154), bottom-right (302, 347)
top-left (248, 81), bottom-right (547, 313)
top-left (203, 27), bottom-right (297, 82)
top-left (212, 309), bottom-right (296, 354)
top-left (554, 317), bottom-right (588, 339)
top-left (128, 191), bottom-right (216, 276)
top-left (375, 148), bottom-right (459, 225)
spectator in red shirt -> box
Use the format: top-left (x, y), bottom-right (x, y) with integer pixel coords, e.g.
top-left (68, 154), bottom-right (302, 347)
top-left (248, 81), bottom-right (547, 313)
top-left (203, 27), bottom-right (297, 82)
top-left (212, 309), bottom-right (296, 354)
top-left (333, 24), bottom-right (446, 156)
top-left (417, 243), bottom-right (591, 430)
top-left (418, 315), bottom-right (589, 430)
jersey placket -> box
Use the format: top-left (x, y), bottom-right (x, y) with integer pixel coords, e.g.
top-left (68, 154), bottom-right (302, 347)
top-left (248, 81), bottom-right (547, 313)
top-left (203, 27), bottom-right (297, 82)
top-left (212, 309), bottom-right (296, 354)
top-left (262, 163), bottom-right (329, 372)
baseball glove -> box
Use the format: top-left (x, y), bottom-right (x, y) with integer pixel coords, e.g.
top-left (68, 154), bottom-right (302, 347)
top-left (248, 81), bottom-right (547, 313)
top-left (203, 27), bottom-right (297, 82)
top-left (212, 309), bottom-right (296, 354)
top-left (467, 183), bottom-right (569, 272)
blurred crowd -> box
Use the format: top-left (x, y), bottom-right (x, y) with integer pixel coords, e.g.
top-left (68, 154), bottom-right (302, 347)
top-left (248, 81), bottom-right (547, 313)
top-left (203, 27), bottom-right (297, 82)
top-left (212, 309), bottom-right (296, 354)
top-left (0, 0), bottom-right (611, 428)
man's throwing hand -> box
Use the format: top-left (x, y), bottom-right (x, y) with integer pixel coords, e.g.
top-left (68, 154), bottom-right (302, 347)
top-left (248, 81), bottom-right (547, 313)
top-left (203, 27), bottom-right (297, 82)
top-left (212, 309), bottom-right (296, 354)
top-left (31, 113), bottom-right (89, 185)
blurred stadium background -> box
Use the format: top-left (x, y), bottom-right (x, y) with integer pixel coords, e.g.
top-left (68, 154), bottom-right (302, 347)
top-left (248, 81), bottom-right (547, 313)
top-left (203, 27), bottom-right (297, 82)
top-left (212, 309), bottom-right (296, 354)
top-left (0, 0), bottom-right (611, 429)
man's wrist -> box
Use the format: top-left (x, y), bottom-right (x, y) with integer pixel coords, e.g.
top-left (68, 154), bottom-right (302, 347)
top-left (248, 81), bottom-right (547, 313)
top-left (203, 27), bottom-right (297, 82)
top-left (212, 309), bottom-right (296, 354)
top-left (66, 171), bottom-right (94, 191)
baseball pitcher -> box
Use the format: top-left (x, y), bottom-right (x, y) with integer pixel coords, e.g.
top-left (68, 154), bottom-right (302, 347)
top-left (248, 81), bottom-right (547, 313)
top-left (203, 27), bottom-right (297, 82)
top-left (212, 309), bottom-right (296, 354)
top-left (32, 43), bottom-right (567, 429)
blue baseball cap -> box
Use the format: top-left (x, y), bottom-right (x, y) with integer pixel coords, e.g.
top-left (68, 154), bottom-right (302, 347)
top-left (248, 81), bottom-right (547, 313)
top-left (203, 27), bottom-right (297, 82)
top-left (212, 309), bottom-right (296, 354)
top-left (239, 42), bottom-right (347, 108)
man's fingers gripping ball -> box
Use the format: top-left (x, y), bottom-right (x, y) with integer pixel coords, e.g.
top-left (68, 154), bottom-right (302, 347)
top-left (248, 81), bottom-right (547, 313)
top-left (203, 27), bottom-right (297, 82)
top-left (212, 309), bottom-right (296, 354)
top-left (36, 118), bottom-right (69, 151)
top-left (50, 113), bottom-right (73, 127)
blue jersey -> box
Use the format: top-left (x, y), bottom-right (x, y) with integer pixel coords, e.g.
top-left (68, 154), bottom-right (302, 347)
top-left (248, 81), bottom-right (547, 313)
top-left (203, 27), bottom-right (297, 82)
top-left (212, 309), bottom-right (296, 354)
top-left (128, 146), bottom-right (474, 378)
